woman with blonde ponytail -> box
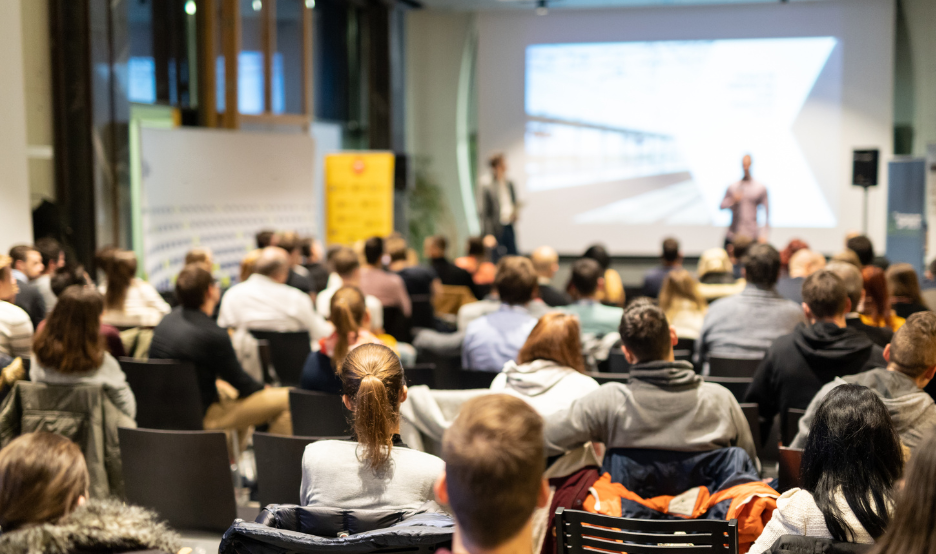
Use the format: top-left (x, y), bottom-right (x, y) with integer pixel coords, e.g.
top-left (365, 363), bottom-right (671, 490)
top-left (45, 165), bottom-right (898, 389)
top-left (300, 343), bottom-right (444, 510)
top-left (300, 286), bottom-right (386, 393)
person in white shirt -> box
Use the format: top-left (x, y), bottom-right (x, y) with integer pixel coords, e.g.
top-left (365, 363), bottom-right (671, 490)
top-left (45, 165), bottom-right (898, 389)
top-left (99, 250), bottom-right (170, 328)
top-left (0, 255), bottom-right (33, 359)
top-left (749, 384), bottom-right (901, 554)
top-left (219, 247), bottom-right (332, 341)
top-left (316, 247), bottom-right (384, 333)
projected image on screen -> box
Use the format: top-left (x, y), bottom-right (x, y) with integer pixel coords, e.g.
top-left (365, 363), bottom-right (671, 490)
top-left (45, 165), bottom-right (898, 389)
top-left (524, 37), bottom-right (840, 229)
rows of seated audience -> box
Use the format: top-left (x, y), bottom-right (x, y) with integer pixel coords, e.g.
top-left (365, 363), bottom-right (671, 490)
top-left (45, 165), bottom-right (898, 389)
top-left (5, 229), bottom-right (936, 554)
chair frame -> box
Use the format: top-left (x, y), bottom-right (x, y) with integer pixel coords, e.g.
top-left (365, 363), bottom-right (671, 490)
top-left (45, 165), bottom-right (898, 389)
top-left (556, 508), bottom-right (738, 554)
top-left (707, 356), bottom-right (763, 379)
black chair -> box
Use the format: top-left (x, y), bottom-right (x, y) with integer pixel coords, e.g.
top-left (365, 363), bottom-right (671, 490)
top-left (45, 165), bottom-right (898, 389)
top-left (119, 358), bottom-right (204, 430)
top-left (586, 371), bottom-right (629, 385)
top-left (607, 349), bottom-right (631, 373)
top-left (783, 408), bottom-right (807, 446)
top-left (382, 305), bottom-right (412, 344)
top-left (778, 446), bottom-right (804, 493)
top-left (404, 363), bottom-right (437, 388)
top-left (455, 369), bottom-right (497, 389)
top-left (673, 349), bottom-right (693, 362)
top-left (707, 356), bottom-right (763, 378)
top-left (409, 294), bottom-right (436, 330)
top-left (249, 330), bottom-right (312, 387)
top-left (253, 432), bottom-right (348, 508)
top-left (675, 337), bottom-right (696, 353)
top-left (738, 403), bottom-right (763, 461)
top-left (256, 339), bottom-right (273, 384)
top-left (118, 428), bottom-right (236, 533)
top-left (555, 507), bottom-right (738, 554)
top-left (703, 376), bottom-right (753, 403)
top-left (289, 388), bottom-right (351, 437)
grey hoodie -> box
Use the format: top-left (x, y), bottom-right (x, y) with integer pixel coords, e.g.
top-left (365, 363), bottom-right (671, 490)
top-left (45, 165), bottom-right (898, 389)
top-left (791, 367), bottom-right (936, 451)
top-left (490, 359), bottom-right (600, 416)
top-left (543, 360), bottom-right (758, 463)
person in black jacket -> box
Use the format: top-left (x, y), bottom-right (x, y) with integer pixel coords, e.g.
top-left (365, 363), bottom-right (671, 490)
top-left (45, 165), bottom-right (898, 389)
top-left (8, 245), bottom-right (45, 329)
top-left (149, 264), bottom-right (291, 435)
top-left (744, 270), bottom-right (885, 442)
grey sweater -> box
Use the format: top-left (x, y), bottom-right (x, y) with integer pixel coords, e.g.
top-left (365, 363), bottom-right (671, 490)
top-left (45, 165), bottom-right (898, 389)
top-left (791, 368), bottom-right (936, 451)
top-left (543, 360), bottom-right (758, 463)
top-left (30, 352), bottom-right (137, 420)
top-left (301, 439), bottom-right (445, 511)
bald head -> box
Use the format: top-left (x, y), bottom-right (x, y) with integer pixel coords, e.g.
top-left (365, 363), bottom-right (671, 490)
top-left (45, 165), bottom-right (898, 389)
top-left (789, 249), bottom-right (826, 278)
top-left (531, 246), bottom-right (559, 278)
top-left (255, 247), bottom-right (290, 283)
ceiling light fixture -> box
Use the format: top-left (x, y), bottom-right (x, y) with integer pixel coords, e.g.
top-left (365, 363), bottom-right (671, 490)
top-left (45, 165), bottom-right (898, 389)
top-left (536, 0), bottom-right (548, 16)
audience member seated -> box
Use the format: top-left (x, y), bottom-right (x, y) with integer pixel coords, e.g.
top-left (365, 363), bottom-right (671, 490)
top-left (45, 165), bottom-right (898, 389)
top-left (301, 344), bottom-right (444, 510)
top-left (846, 235), bottom-right (875, 268)
top-left (361, 237), bottom-right (412, 317)
top-left (185, 246), bottom-right (213, 268)
top-left (728, 234), bottom-right (753, 280)
top-left (749, 385), bottom-right (900, 554)
top-left (791, 311), bottom-right (936, 452)
top-left (490, 313), bottom-right (599, 415)
top-left (93, 245), bottom-right (117, 285)
top-left (316, 247), bottom-right (384, 333)
top-left (48, 265), bottom-right (126, 358)
top-left (276, 231), bottom-right (313, 294)
top-left (642, 237), bottom-right (681, 299)
top-left (697, 243), bottom-right (805, 367)
top-left (531, 246), bottom-right (571, 307)
top-left (8, 245), bottom-right (46, 329)
top-left (31, 286), bottom-right (136, 419)
top-left (33, 237), bottom-right (64, 314)
top-left (387, 236), bottom-right (439, 328)
top-left (301, 236), bottom-right (330, 294)
top-left (455, 237), bottom-right (496, 295)
top-left (861, 266), bottom-right (905, 332)
top-left (219, 247), bottom-right (332, 340)
top-left (150, 264), bottom-right (291, 434)
top-left (581, 244), bottom-right (624, 306)
top-left (745, 270), bottom-right (884, 441)
top-left (433, 394), bottom-right (547, 554)
top-left (696, 248), bottom-right (745, 302)
top-left (659, 269), bottom-right (708, 340)
top-left (0, 255), bottom-right (33, 359)
top-left (866, 430), bottom-right (936, 554)
top-left (462, 257), bottom-right (540, 372)
top-left (923, 258), bottom-right (936, 289)
top-left (99, 250), bottom-right (170, 328)
top-left (826, 261), bottom-right (893, 348)
top-left (425, 234), bottom-right (476, 288)
top-left (886, 263), bottom-right (929, 319)
top-left (544, 300), bottom-right (757, 462)
top-left (776, 248), bottom-right (826, 304)
top-left (562, 258), bottom-right (623, 336)
top-left (0, 432), bottom-right (180, 553)
top-left (256, 229), bottom-right (276, 249)
top-left (779, 239), bottom-right (809, 277)
top-left (301, 286), bottom-right (385, 394)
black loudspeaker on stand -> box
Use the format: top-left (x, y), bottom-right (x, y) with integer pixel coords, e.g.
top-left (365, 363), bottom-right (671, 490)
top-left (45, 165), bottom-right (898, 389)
top-left (852, 149), bottom-right (879, 234)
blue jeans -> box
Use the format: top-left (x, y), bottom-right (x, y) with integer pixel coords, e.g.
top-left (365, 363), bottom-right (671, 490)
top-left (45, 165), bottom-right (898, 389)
top-left (493, 224), bottom-right (518, 263)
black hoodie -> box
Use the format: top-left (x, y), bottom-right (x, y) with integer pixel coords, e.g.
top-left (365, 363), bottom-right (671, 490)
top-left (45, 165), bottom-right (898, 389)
top-left (744, 321), bottom-right (885, 442)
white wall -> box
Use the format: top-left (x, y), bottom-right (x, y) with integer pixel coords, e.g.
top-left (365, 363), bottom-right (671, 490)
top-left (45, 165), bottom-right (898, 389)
top-left (0, 0), bottom-right (33, 253)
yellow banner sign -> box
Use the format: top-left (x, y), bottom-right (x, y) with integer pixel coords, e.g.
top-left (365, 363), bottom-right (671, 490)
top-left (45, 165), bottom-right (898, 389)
top-left (325, 152), bottom-right (395, 246)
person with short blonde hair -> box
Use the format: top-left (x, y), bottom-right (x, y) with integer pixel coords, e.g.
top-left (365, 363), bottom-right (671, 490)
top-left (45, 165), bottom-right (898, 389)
top-left (658, 269), bottom-right (707, 340)
top-left (300, 343), bottom-right (444, 510)
top-left (490, 313), bottom-right (599, 415)
top-left (435, 394), bottom-right (548, 554)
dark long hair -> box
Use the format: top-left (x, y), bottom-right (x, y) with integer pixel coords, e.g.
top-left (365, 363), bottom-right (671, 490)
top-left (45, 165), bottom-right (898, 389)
top-left (801, 385), bottom-right (903, 542)
top-left (33, 285), bottom-right (105, 374)
top-left (104, 250), bottom-right (138, 310)
top-left (868, 431), bottom-right (936, 554)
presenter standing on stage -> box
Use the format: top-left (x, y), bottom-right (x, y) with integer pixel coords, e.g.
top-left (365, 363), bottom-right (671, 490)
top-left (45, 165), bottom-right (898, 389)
top-left (478, 154), bottom-right (519, 262)
top-left (721, 154), bottom-right (769, 246)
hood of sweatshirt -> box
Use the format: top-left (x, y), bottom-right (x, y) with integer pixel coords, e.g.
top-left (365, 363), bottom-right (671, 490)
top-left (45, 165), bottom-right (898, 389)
top-left (629, 360), bottom-right (701, 390)
top-left (500, 359), bottom-right (581, 397)
top-left (844, 368), bottom-right (936, 432)
top-left (792, 322), bottom-right (874, 366)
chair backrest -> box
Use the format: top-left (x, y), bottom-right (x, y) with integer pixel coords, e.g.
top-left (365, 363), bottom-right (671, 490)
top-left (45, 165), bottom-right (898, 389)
top-left (586, 371), bottom-right (629, 385)
top-left (382, 305), bottom-right (412, 343)
top-left (253, 432), bottom-right (348, 508)
top-left (778, 446), bottom-right (804, 493)
top-left (707, 356), bottom-right (763, 378)
top-left (118, 428), bottom-right (236, 533)
top-left (409, 294), bottom-right (436, 329)
top-left (404, 363), bottom-right (437, 388)
top-left (673, 349), bottom-right (693, 362)
top-left (455, 369), bottom-right (498, 389)
top-left (556, 508), bottom-right (738, 554)
top-left (433, 285), bottom-right (476, 316)
top-left (250, 331), bottom-right (312, 387)
top-left (703, 376), bottom-right (753, 403)
top-left (256, 339), bottom-right (273, 384)
top-left (783, 408), bottom-right (807, 446)
top-left (738, 403), bottom-right (763, 460)
top-left (119, 358), bottom-right (204, 430)
top-left (675, 337), bottom-right (696, 353)
top-left (607, 349), bottom-right (631, 373)
top-left (289, 388), bottom-right (352, 437)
